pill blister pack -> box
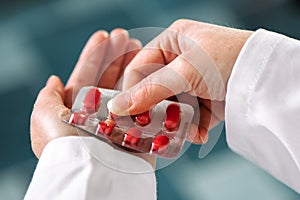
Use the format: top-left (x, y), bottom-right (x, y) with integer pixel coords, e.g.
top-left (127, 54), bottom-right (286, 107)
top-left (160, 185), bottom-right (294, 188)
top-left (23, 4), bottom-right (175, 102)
top-left (61, 87), bottom-right (194, 158)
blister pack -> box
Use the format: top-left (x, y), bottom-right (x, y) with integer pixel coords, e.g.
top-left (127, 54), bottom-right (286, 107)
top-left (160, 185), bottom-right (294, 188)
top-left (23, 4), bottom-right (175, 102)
top-left (62, 86), bottom-right (194, 158)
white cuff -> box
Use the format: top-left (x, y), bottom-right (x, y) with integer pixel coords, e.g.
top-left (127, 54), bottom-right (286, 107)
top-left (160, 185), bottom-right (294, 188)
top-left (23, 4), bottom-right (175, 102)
top-left (25, 136), bottom-right (157, 200)
top-left (39, 136), bottom-right (154, 174)
top-left (225, 29), bottom-right (300, 193)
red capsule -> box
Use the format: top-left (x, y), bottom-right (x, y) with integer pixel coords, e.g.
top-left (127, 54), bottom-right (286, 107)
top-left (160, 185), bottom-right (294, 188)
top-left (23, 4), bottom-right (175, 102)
top-left (97, 119), bottom-right (115, 136)
top-left (125, 128), bottom-right (142, 145)
top-left (151, 135), bottom-right (169, 152)
top-left (83, 88), bottom-right (101, 114)
top-left (164, 104), bottom-right (181, 131)
top-left (135, 110), bottom-right (151, 126)
top-left (68, 111), bottom-right (88, 125)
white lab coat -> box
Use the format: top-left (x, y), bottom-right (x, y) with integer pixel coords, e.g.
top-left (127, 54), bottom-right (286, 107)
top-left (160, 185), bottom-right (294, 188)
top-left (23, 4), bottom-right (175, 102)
top-left (24, 137), bottom-right (157, 200)
top-left (25, 29), bottom-right (300, 199)
top-left (226, 29), bottom-right (300, 193)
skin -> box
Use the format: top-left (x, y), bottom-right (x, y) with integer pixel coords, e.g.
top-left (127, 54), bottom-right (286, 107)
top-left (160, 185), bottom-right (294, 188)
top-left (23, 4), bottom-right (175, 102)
top-left (31, 20), bottom-right (253, 168)
top-left (30, 28), bottom-right (156, 168)
top-left (109, 19), bottom-right (253, 144)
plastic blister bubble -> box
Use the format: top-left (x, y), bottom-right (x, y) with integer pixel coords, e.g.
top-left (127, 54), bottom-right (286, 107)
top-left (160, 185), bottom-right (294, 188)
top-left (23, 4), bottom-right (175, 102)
top-left (62, 86), bottom-right (194, 158)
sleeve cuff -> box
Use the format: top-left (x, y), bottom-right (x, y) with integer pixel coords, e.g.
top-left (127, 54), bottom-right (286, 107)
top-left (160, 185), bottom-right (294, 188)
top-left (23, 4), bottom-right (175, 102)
top-left (225, 29), bottom-right (300, 193)
top-left (26, 136), bottom-right (157, 199)
top-left (225, 29), bottom-right (283, 152)
top-left (39, 136), bottom-right (154, 174)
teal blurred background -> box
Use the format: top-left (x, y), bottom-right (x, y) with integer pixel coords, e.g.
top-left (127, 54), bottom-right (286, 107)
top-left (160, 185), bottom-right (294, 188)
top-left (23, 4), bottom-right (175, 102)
top-left (0, 0), bottom-right (300, 199)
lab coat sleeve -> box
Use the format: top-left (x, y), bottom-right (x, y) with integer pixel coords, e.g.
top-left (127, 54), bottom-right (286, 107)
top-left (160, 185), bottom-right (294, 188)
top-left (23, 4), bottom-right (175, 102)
top-left (24, 136), bottom-right (156, 200)
top-left (226, 29), bottom-right (300, 193)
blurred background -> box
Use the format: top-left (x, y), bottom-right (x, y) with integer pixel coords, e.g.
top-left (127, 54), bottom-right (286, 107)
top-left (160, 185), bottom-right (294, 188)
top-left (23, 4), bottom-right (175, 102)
top-left (0, 0), bottom-right (300, 199)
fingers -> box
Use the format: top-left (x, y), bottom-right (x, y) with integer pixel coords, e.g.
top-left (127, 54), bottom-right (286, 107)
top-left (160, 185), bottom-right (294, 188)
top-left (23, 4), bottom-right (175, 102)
top-left (112, 39), bottom-right (142, 90)
top-left (97, 29), bottom-right (129, 89)
top-left (188, 124), bottom-right (208, 145)
top-left (34, 75), bottom-right (68, 115)
top-left (98, 31), bottom-right (141, 89)
top-left (65, 28), bottom-right (140, 107)
top-left (65, 30), bottom-right (109, 107)
top-left (187, 99), bottom-right (224, 144)
top-left (36, 75), bottom-right (65, 106)
top-left (111, 33), bottom-right (218, 115)
top-left (122, 39), bottom-right (142, 68)
top-left (122, 48), bottom-right (166, 91)
top-left (110, 55), bottom-right (196, 115)
top-left (121, 29), bottom-right (181, 90)
top-left (66, 31), bottom-right (109, 88)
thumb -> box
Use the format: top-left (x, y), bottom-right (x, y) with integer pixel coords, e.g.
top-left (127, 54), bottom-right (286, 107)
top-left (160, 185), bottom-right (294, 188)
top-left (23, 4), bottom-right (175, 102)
top-left (46, 75), bottom-right (65, 97)
top-left (109, 56), bottom-right (195, 115)
top-left (34, 75), bottom-right (65, 111)
top-left (31, 75), bottom-right (68, 158)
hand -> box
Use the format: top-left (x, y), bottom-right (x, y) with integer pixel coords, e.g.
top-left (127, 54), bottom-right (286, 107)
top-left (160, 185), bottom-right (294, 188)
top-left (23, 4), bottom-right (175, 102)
top-left (109, 20), bottom-right (253, 144)
top-left (30, 29), bottom-right (143, 158)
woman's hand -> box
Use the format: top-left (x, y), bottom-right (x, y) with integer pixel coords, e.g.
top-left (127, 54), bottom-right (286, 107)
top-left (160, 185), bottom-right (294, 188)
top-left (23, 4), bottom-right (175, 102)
top-left (30, 29), bottom-right (141, 158)
top-left (110, 20), bottom-right (253, 144)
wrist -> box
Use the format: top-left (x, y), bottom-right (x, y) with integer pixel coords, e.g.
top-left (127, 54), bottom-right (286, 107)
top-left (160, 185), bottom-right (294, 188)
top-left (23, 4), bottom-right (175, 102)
top-left (225, 30), bottom-right (254, 90)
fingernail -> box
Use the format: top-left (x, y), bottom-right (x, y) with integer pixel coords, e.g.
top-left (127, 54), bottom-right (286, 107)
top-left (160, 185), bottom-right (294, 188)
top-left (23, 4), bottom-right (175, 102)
top-left (108, 91), bottom-right (132, 115)
top-left (200, 128), bottom-right (209, 144)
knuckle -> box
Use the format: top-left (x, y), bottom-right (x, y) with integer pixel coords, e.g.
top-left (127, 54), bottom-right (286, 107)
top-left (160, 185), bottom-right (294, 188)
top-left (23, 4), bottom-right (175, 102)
top-left (131, 82), bottom-right (153, 103)
top-left (131, 85), bottom-right (146, 102)
top-left (142, 83), bottom-right (153, 99)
